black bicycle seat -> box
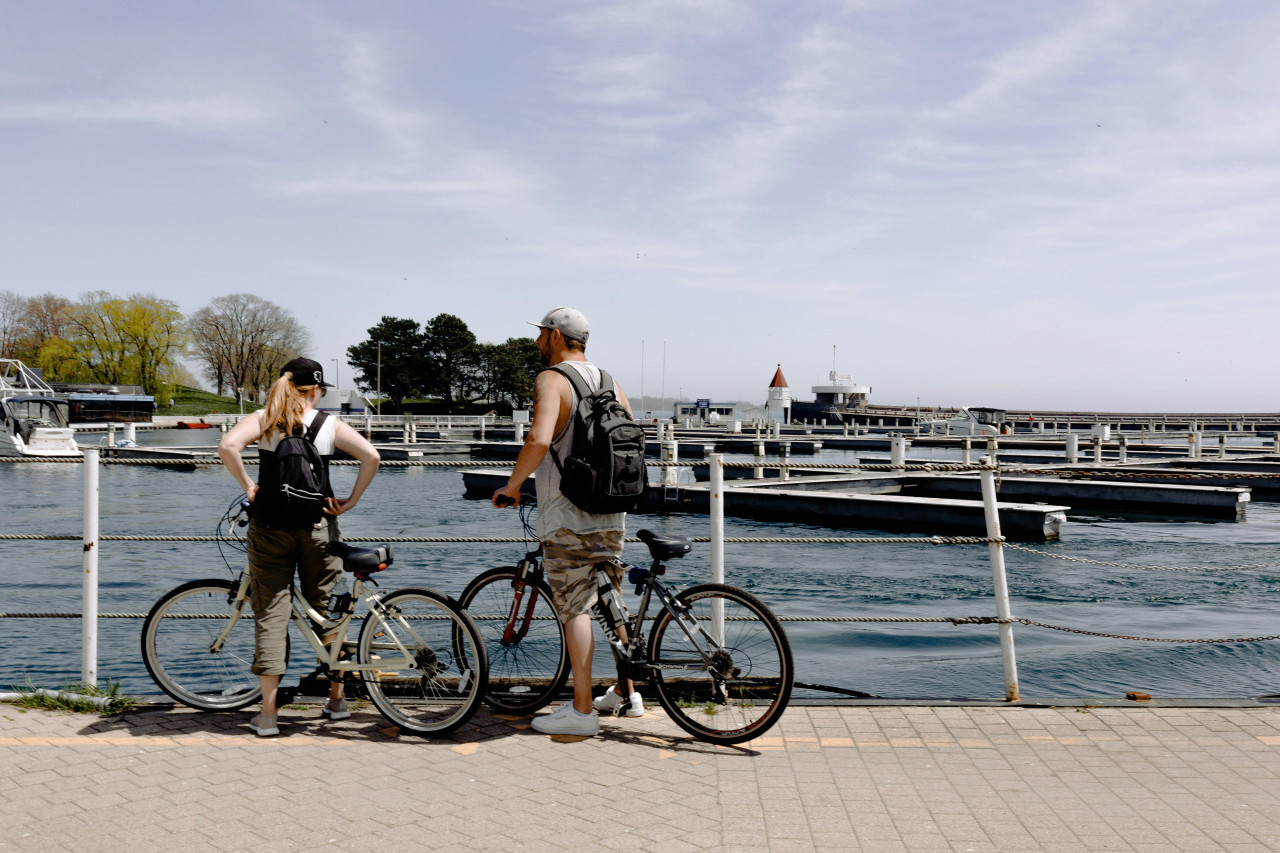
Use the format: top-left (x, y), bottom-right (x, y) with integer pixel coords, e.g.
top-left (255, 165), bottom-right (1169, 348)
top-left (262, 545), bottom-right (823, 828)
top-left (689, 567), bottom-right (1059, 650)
top-left (326, 540), bottom-right (394, 575)
top-left (637, 529), bottom-right (692, 561)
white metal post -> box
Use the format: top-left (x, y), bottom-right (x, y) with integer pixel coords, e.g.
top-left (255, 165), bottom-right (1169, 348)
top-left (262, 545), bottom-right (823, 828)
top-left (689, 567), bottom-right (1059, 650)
top-left (81, 446), bottom-right (100, 687)
top-left (661, 439), bottom-right (679, 487)
top-left (1118, 434), bottom-right (1127, 464)
top-left (979, 457), bottom-right (1019, 702)
top-left (709, 453), bottom-right (725, 643)
top-left (1065, 433), bottom-right (1078, 463)
top-left (961, 438), bottom-right (970, 465)
top-left (890, 435), bottom-right (906, 468)
top-left (753, 440), bottom-right (765, 479)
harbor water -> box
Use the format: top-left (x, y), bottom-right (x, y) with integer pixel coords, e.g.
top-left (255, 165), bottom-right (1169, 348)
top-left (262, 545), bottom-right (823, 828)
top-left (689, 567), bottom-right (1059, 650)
top-left (2, 429), bottom-right (1279, 702)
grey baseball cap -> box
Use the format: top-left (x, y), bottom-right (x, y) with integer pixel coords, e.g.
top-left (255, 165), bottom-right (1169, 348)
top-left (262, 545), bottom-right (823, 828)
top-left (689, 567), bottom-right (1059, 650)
top-left (528, 306), bottom-right (589, 343)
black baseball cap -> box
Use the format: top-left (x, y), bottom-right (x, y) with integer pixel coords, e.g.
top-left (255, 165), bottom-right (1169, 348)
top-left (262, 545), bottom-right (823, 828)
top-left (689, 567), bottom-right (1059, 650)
top-left (280, 357), bottom-right (333, 388)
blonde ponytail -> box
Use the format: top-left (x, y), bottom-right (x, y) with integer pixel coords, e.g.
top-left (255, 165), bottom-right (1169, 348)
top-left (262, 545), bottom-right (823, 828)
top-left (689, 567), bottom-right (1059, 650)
top-left (259, 373), bottom-right (316, 441)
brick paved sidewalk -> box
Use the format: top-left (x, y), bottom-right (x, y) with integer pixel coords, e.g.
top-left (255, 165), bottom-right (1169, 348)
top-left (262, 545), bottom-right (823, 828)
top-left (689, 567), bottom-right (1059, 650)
top-left (2, 701), bottom-right (1279, 852)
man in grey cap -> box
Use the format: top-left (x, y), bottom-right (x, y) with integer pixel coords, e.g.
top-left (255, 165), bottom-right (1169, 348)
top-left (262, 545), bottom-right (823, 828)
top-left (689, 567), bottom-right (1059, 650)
top-left (492, 306), bottom-right (643, 737)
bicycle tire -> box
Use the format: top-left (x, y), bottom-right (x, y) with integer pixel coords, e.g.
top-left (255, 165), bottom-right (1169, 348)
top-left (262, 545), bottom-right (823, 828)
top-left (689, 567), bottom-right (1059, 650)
top-left (358, 586), bottom-right (488, 736)
top-left (141, 579), bottom-right (264, 711)
top-left (647, 583), bottom-right (794, 745)
top-left (457, 566), bottom-right (569, 714)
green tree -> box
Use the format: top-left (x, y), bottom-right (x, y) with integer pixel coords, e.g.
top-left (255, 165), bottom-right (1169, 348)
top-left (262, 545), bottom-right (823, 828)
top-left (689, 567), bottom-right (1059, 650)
top-left (475, 337), bottom-right (541, 408)
top-left (62, 292), bottom-right (187, 394)
top-left (63, 292), bottom-right (132, 385)
top-left (122, 295), bottom-right (187, 395)
top-left (346, 316), bottom-right (428, 412)
top-left (422, 313), bottom-right (478, 411)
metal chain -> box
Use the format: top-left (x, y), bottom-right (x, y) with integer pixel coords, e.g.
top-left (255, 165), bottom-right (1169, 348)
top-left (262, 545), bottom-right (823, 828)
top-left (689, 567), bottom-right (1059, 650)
top-left (0, 611), bottom-right (1008, 624)
top-left (1016, 618), bottom-right (1280, 644)
top-left (0, 456), bottom-right (993, 471)
top-left (1004, 542), bottom-right (1280, 571)
top-left (1013, 467), bottom-right (1279, 481)
top-left (0, 533), bottom-right (999, 545)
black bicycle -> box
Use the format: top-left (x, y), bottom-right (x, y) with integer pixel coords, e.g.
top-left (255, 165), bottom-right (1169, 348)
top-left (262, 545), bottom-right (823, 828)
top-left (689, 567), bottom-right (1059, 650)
top-left (460, 502), bottom-right (794, 745)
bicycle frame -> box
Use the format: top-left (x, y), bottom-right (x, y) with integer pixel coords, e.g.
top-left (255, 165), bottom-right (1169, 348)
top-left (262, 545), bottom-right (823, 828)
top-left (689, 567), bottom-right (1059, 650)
top-left (210, 571), bottom-right (429, 677)
top-left (597, 560), bottom-right (730, 685)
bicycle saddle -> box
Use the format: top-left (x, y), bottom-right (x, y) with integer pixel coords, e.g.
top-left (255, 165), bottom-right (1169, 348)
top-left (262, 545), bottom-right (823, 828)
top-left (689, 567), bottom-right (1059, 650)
top-left (326, 540), bottom-right (394, 575)
top-left (637, 529), bottom-right (692, 561)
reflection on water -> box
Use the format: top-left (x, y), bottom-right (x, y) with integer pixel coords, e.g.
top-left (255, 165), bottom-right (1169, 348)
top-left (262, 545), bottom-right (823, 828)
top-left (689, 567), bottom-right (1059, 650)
top-left (2, 430), bottom-right (1280, 700)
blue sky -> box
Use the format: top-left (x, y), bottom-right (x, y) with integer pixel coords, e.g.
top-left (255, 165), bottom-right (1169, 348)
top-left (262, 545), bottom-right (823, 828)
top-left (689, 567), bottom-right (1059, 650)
top-left (3, 1), bottom-right (1278, 411)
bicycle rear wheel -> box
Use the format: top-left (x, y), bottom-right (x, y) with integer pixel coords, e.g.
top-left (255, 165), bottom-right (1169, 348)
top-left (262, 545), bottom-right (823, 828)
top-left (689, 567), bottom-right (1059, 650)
top-left (141, 579), bottom-right (262, 711)
top-left (457, 566), bottom-right (568, 714)
top-left (647, 583), bottom-right (794, 745)
top-left (358, 587), bottom-right (488, 736)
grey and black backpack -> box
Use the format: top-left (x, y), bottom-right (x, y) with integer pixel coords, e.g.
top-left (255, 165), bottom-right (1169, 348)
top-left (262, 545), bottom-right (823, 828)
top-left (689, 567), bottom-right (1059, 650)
top-left (550, 365), bottom-right (647, 514)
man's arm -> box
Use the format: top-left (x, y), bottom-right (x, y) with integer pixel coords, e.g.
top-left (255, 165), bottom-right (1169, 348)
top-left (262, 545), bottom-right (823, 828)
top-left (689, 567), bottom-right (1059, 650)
top-left (493, 371), bottom-right (566, 507)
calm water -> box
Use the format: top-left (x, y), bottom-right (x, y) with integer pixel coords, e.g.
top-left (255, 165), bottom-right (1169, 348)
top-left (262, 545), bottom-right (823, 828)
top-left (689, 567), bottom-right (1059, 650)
top-left (2, 429), bottom-right (1279, 701)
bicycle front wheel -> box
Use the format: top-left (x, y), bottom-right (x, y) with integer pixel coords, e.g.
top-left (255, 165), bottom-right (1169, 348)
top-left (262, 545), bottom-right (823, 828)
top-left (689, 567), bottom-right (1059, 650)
top-left (358, 587), bottom-right (488, 736)
top-left (647, 583), bottom-right (794, 745)
top-left (458, 566), bottom-right (568, 714)
top-left (141, 579), bottom-right (261, 711)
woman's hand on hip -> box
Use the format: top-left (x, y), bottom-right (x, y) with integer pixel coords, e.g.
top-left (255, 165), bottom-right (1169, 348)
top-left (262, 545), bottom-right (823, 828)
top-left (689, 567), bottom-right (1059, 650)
top-left (324, 496), bottom-right (355, 516)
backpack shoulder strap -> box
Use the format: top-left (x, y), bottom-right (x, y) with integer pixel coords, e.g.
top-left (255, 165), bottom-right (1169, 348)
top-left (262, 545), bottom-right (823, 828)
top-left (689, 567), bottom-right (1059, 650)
top-left (550, 364), bottom-right (594, 402)
top-left (305, 411), bottom-right (329, 444)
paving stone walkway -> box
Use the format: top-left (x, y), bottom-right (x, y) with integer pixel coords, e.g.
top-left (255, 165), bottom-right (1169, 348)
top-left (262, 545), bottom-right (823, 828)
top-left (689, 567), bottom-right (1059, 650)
top-left (2, 701), bottom-right (1279, 852)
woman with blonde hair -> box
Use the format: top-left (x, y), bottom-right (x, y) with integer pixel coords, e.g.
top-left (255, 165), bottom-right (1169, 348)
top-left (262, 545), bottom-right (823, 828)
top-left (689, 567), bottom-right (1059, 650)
top-left (219, 357), bottom-right (380, 736)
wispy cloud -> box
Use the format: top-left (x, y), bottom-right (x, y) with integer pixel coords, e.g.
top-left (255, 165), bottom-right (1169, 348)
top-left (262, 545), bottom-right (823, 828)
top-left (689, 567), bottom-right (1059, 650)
top-left (692, 24), bottom-right (853, 203)
top-left (336, 33), bottom-right (430, 157)
top-left (931, 5), bottom-right (1132, 121)
top-left (561, 0), bottom-right (754, 38)
top-left (560, 52), bottom-right (676, 106)
top-left (0, 95), bottom-right (263, 126)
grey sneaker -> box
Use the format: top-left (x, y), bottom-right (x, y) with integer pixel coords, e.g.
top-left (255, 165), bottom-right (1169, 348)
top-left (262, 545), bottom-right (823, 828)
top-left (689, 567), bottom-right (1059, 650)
top-left (247, 713), bottom-right (279, 737)
top-left (593, 685), bottom-right (645, 717)
top-left (321, 698), bottom-right (350, 720)
top-left (531, 703), bottom-right (599, 737)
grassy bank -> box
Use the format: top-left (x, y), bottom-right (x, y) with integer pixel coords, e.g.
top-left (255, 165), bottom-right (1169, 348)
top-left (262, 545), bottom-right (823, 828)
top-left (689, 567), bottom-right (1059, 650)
top-left (160, 385), bottom-right (261, 417)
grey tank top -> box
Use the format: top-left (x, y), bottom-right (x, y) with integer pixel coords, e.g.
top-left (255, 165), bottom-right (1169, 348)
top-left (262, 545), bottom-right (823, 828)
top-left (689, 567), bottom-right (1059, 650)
top-left (535, 361), bottom-right (627, 540)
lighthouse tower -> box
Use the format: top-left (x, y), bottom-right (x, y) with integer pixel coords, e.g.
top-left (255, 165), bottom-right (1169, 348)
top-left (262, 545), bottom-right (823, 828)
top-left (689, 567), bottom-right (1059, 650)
top-left (765, 365), bottom-right (791, 425)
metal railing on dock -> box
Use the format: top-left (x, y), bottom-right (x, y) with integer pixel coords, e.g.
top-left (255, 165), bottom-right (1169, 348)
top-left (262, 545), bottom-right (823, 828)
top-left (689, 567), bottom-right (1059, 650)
top-left (5, 449), bottom-right (1279, 701)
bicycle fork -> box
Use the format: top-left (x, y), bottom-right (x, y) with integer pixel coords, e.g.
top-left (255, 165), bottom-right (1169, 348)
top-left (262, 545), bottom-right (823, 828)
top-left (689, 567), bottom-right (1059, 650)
top-left (501, 556), bottom-right (541, 646)
top-left (210, 572), bottom-right (252, 654)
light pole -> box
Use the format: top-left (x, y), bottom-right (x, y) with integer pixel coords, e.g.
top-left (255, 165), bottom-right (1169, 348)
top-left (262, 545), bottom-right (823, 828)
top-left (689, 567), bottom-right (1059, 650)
top-left (239, 388), bottom-right (245, 416)
top-left (332, 359), bottom-right (339, 410)
top-left (376, 341), bottom-right (382, 416)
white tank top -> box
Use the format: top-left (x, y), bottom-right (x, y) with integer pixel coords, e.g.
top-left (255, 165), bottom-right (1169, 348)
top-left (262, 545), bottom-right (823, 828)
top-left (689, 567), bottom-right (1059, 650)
top-left (256, 409), bottom-right (337, 455)
top-left (534, 361), bottom-right (627, 540)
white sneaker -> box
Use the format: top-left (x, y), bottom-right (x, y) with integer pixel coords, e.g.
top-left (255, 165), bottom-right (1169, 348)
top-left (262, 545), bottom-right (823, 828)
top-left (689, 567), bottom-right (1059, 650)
top-left (531, 703), bottom-right (600, 736)
top-left (593, 685), bottom-right (645, 717)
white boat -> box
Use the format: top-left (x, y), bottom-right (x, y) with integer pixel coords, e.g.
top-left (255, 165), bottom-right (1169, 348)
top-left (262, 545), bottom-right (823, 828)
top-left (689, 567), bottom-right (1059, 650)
top-left (920, 406), bottom-right (1007, 437)
top-left (0, 359), bottom-right (81, 457)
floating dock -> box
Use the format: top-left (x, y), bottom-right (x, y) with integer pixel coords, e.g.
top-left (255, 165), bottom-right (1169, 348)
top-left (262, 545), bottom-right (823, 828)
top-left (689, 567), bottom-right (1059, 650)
top-left (459, 469), bottom-right (1067, 542)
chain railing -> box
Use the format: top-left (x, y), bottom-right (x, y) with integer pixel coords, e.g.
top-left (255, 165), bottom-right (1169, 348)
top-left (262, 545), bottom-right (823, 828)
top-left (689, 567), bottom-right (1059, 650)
top-left (6, 447), bottom-right (1279, 701)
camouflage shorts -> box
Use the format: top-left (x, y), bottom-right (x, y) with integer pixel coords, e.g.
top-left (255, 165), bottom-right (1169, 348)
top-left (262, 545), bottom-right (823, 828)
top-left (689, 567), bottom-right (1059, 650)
top-left (542, 528), bottom-right (625, 622)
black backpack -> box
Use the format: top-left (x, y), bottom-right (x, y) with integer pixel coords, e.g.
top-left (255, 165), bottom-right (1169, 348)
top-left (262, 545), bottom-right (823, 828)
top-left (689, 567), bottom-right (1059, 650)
top-left (267, 411), bottom-right (332, 526)
top-left (550, 365), bottom-right (647, 514)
